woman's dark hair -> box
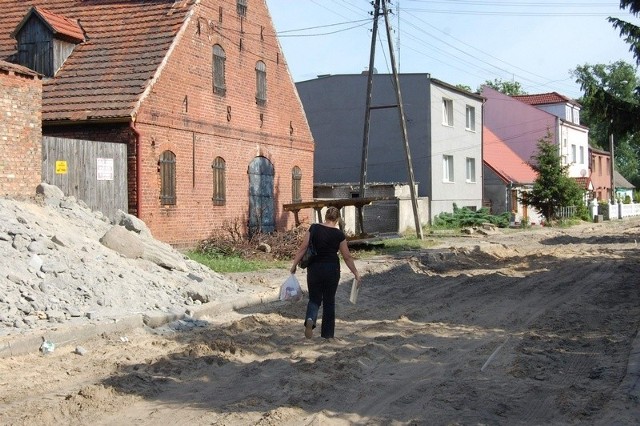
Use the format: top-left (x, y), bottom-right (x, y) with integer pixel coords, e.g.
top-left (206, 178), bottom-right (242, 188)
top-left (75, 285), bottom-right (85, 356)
top-left (325, 206), bottom-right (340, 222)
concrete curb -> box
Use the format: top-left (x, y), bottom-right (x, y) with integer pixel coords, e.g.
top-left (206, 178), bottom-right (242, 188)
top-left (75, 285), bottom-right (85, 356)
top-left (0, 315), bottom-right (144, 358)
top-left (189, 289), bottom-right (281, 321)
top-left (0, 288), bottom-right (281, 359)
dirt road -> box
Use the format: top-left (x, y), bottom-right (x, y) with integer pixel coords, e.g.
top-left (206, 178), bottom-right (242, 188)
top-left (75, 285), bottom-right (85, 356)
top-left (1, 219), bottom-right (639, 425)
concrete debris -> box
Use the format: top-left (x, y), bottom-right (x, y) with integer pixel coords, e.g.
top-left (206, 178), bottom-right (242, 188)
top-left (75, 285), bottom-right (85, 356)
top-left (0, 183), bottom-right (264, 340)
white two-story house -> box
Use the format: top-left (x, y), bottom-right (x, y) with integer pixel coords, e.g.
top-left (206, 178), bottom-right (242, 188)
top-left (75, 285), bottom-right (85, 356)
top-left (296, 73), bottom-right (484, 223)
top-left (513, 92), bottom-right (590, 179)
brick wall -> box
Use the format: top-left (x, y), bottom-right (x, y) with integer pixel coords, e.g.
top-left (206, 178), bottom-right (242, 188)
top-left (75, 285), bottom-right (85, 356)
top-left (0, 62), bottom-right (42, 197)
top-left (133, 0), bottom-right (315, 247)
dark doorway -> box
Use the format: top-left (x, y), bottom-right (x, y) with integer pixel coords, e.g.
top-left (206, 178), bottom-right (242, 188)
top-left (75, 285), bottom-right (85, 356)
top-left (248, 156), bottom-right (275, 235)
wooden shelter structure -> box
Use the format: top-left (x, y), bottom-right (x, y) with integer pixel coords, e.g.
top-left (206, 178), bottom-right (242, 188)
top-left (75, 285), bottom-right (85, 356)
top-left (283, 197), bottom-right (387, 234)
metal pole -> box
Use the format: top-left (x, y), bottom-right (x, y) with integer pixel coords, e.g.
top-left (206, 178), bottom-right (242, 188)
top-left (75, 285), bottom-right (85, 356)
top-left (357, 0), bottom-right (381, 235)
top-left (381, 0), bottom-right (423, 239)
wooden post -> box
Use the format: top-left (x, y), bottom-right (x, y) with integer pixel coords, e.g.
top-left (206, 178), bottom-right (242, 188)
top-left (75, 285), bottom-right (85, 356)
top-left (358, 0), bottom-right (381, 235)
top-left (610, 133), bottom-right (615, 203)
top-left (381, 1), bottom-right (423, 240)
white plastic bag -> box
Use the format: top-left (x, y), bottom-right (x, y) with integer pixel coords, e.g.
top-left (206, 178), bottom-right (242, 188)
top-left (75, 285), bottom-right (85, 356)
top-left (280, 274), bottom-right (303, 301)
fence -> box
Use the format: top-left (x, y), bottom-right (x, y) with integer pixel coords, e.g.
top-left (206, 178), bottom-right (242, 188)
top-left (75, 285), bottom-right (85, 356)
top-left (593, 201), bottom-right (640, 221)
top-left (556, 206), bottom-right (576, 219)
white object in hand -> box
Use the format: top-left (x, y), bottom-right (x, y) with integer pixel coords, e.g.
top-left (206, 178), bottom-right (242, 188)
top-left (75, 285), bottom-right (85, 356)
top-left (349, 278), bottom-right (360, 304)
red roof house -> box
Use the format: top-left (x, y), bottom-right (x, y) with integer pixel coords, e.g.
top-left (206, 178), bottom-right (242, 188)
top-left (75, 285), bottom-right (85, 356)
top-left (513, 92), bottom-right (581, 108)
top-left (0, 0), bottom-right (315, 247)
top-left (483, 127), bottom-right (542, 224)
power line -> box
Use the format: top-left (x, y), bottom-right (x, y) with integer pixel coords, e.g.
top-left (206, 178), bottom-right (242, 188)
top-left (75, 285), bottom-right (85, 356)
top-left (405, 0), bottom-right (618, 6)
top-left (278, 21), bottom-right (371, 37)
top-left (269, 0), bottom-right (619, 97)
top-left (396, 11), bottom-right (581, 94)
top-left (276, 19), bottom-right (371, 35)
top-left (401, 8), bottom-right (619, 17)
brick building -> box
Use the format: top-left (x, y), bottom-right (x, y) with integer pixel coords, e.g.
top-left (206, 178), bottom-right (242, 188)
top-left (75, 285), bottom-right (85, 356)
top-left (0, 0), bottom-right (314, 247)
top-left (589, 147), bottom-right (612, 202)
top-left (0, 60), bottom-right (42, 198)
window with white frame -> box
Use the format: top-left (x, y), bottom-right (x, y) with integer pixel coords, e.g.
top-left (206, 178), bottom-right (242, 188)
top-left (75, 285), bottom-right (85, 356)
top-left (571, 144), bottom-right (577, 163)
top-left (579, 146), bottom-right (584, 164)
top-left (466, 157), bottom-right (476, 183)
top-left (442, 98), bottom-right (453, 126)
top-left (465, 105), bottom-right (475, 131)
top-left (443, 155), bottom-right (454, 182)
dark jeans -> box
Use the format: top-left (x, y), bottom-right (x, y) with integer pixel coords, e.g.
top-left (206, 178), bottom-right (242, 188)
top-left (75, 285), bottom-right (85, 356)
top-left (305, 261), bottom-right (340, 338)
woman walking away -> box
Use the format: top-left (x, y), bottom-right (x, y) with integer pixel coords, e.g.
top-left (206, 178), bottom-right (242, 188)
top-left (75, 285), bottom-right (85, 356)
top-left (290, 206), bottom-right (361, 340)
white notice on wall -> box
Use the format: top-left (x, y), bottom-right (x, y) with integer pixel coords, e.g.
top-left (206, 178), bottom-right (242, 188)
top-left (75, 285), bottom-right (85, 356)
top-left (97, 158), bottom-right (114, 181)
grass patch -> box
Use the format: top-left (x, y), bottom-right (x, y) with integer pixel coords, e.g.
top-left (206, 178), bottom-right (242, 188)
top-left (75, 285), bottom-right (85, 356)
top-left (350, 234), bottom-right (441, 257)
top-left (186, 250), bottom-right (288, 273)
top-left (551, 217), bottom-right (584, 228)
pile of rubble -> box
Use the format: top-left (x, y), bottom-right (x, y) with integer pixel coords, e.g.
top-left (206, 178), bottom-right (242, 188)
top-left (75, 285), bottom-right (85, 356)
top-left (0, 183), bottom-right (262, 338)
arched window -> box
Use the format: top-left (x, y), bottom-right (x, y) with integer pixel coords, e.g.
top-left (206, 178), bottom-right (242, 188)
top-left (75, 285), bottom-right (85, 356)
top-left (212, 156), bottom-right (226, 205)
top-left (255, 60), bottom-right (267, 106)
top-left (159, 151), bottom-right (176, 205)
top-left (213, 45), bottom-right (226, 96)
top-left (292, 166), bottom-right (302, 203)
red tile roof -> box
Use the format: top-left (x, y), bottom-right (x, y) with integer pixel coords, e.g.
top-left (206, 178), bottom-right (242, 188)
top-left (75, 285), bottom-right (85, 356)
top-left (0, 59), bottom-right (41, 77)
top-left (513, 92), bottom-right (581, 108)
top-left (11, 6), bottom-right (85, 43)
top-left (483, 127), bottom-right (538, 184)
top-left (0, 0), bottom-right (195, 122)
top-left (572, 176), bottom-right (593, 190)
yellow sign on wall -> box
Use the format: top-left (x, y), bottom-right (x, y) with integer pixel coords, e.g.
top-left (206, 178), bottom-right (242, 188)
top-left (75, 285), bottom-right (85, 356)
top-left (55, 161), bottom-right (68, 174)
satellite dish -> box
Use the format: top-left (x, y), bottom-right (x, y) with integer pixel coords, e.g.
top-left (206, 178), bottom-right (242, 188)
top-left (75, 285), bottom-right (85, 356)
top-left (580, 169), bottom-right (587, 177)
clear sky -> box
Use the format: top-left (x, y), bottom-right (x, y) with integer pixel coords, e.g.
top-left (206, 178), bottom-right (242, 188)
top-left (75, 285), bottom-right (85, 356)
top-left (265, 0), bottom-right (637, 99)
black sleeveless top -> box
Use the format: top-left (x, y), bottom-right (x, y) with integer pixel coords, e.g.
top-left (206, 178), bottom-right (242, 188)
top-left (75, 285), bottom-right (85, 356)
top-left (310, 223), bottom-right (345, 264)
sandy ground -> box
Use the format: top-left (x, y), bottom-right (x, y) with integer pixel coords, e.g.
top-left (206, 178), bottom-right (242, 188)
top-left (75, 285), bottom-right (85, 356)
top-left (1, 218), bottom-right (639, 425)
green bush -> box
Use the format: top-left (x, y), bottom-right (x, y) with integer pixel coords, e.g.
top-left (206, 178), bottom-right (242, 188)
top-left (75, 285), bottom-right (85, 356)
top-left (433, 204), bottom-right (510, 229)
top-left (575, 203), bottom-right (591, 221)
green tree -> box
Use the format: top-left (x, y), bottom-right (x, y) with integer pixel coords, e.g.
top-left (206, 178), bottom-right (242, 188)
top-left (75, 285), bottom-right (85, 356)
top-left (525, 133), bottom-right (585, 221)
top-left (572, 61), bottom-right (637, 144)
top-left (455, 84), bottom-right (473, 93)
top-left (572, 61), bottom-right (640, 186)
top-left (608, 1), bottom-right (640, 65)
top-left (478, 78), bottom-right (527, 96)
top-left (577, 2), bottom-right (640, 140)
top-left (614, 136), bottom-right (640, 186)
top-left (575, 64), bottom-right (640, 139)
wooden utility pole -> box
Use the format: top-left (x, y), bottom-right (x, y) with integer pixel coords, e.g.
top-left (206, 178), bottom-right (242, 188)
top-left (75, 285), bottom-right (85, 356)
top-left (358, 0), bottom-right (381, 235)
top-left (610, 132), bottom-right (615, 203)
top-left (359, 0), bottom-right (423, 239)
